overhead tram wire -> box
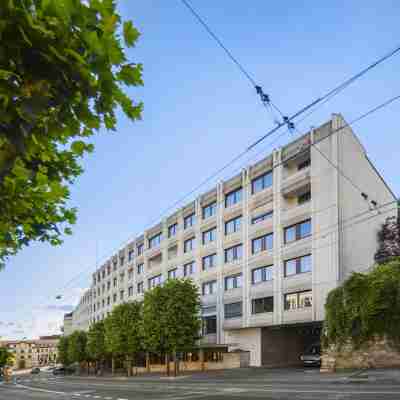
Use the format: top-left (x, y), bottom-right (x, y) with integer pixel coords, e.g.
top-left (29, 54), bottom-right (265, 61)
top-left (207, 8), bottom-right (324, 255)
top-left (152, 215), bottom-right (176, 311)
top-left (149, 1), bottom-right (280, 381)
top-left (31, 93), bottom-right (400, 315)
top-left (180, 0), bottom-right (400, 142)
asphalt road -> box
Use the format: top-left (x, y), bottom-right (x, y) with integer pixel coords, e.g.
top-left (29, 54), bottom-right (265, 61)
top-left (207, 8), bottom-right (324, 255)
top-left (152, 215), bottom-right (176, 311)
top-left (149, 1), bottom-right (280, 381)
top-left (1, 368), bottom-right (400, 400)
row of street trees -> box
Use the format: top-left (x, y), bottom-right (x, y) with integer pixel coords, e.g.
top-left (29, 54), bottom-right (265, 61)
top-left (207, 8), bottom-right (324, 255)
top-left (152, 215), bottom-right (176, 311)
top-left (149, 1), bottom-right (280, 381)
top-left (59, 279), bottom-right (201, 376)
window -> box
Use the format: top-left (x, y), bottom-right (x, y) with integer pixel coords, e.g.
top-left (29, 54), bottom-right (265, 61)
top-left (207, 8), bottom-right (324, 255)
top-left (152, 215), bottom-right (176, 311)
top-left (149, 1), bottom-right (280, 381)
top-left (225, 274), bottom-right (242, 290)
top-left (202, 227), bottom-right (216, 244)
top-left (102, 269), bottom-right (105, 278)
top-left (102, 284), bottom-right (105, 293)
top-left (298, 191), bottom-right (311, 205)
top-left (102, 299), bottom-right (105, 308)
top-left (224, 302), bottom-right (242, 319)
top-left (113, 277), bottom-right (117, 287)
top-left (107, 265), bottom-right (111, 275)
top-left (168, 245), bottom-right (178, 259)
top-left (225, 244), bottom-right (243, 263)
top-left (252, 296), bottom-right (274, 314)
top-left (128, 286), bottom-right (133, 297)
top-left (284, 291), bottom-right (312, 310)
top-left (120, 290), bottom-right (124, 301)
top-left (113, 293), bottom-right (117, 303)
top-left (202, 280), bottom-right (217, 295)
top-left (149, 232), bottom-right (162, 248)
top-left (184, 261), bottom-right (196, 276)
top-left (252, 233), bottom-right (273, 254)
top-left (168, 268), bottom-right (177, 280)
top-left (251, 210), bottom-right (273, 225)
top-left (184, 237), bottom-right (195, 253)
top-left (298, 158), bottom-right (311, 170)
top-left (128, 269), bottom-right (133, 280)
top-left (137, 243), bottom-right (144, 256)
top-left (148, 274), bottom-right (162, 289)
top-left (252, 171), bottom-right (273, 194)
top-left (120, 272), bottom-right (125, 282)
top-left (107, 296), bottom-right (110, 306)
top-left (128, 249), bottom-right (134, 261)
top-left (202, 253), bottom-right (217, 270)
top-left (284, 219), bottom-right (311, 243)
top-left (225, 188), bottom-right (242, 207)
top-left (184, 213), bottom-right (196, 229)
top-left (168, 223), bottom-right (177, 238)
top-left (202, 202), bottom-right (216, 219)
top-left (252, 265), bottom-right (273, 284)
top-left (284, 254), bottom-right (311, 277)
top-left (113, 260), bottom-right (117, 271)
top-left (225, 215), bottom-right (241, 235)
top-left (107, 281), bottom-right (111, 290)
top-left (137, 282), bottom-right (144, 294)
top-left (137, 263), bottom-right (144, 274)
top-left (202, 315), bottom-right (217, 335)
top-left (120, 256), bottom-right (124, 266)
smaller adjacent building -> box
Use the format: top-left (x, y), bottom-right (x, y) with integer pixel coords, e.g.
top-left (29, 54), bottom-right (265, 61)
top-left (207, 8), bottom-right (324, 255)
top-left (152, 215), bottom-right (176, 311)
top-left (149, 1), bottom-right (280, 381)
top-left (62, 312), bottom-right (74, 336)
top-left (0, 336), bottom-right (60, 370)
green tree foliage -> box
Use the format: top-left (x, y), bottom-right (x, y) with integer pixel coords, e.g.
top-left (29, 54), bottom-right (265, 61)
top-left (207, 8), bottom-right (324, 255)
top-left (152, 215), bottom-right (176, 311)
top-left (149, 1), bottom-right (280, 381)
top-left (0, 347), bottom-right (14, 368)
top-left (143, 279), bottom-right (201, 374)
top-left (324, 259), bottom-right (400, 349)
top-left (375, 216), bottom-right (400, 264)
top-left (68, 331), bottom-right (88, 365)
top-left (57, 336), bottom-right (70, 366)
top-left (104, 301), bottom-right (143, 374)
top-left (0, 0), bottom-right (143, 269)
top-left (87, 320), bottom-right (106, 371)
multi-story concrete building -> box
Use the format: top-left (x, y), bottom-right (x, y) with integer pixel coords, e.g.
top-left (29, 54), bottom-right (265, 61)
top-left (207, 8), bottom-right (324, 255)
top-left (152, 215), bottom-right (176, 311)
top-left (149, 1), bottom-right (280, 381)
top-left (73, 114), bottom-right (396, 366)
top-left (0, 336), bottom-right (59, 369)
top-left (62, 312), bottom-right (73, 336)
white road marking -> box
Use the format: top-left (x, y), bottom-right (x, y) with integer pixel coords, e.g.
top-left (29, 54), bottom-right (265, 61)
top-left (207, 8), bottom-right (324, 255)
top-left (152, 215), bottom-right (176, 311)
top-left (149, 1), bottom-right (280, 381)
top-left (16, 383), bottom-right (67, 395)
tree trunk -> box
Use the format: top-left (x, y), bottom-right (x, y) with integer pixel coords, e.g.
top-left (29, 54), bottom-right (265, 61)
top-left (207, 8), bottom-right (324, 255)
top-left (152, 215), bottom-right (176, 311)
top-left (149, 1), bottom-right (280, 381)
top-left (165, 353), bottom-right (170, 376)
top-left (173, 352), bottom-right (177, 377)
top-left (111, 357), bottom-right (115, 376)
top-left (146, 352), bottom-right (150, 373)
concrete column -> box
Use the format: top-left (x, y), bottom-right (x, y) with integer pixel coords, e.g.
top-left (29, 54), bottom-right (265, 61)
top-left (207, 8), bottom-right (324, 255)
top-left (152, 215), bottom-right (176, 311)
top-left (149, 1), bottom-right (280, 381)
top-left (216, 181), bottom-right (224, 344)
top-left (242, 167), bottom-right (251, 327)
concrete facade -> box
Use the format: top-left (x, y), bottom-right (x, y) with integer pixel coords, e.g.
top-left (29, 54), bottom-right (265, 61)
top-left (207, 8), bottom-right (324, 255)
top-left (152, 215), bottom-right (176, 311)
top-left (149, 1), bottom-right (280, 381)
top-left (70, 114), bottom-right (396, 366)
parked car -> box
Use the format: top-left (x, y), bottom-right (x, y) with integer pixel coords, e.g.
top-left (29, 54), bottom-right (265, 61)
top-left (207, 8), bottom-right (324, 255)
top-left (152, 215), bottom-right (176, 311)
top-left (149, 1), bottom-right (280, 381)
top-left (53, 366), bottom-right (75, 375)
top-left (31, 368), bottom-right (41, 374)
top-left (300, 343), bottom-right (321, 367)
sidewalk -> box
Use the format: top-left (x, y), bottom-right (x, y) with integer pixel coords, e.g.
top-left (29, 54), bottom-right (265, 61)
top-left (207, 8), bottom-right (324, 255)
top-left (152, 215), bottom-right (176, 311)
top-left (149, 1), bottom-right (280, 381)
top-left (345, 369), bottom-right (400, 384)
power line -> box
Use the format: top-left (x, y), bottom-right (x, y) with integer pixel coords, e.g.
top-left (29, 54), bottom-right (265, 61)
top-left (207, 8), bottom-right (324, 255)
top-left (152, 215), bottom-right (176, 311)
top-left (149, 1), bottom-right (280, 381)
top-left (28, 93), bottom-right (400, 314)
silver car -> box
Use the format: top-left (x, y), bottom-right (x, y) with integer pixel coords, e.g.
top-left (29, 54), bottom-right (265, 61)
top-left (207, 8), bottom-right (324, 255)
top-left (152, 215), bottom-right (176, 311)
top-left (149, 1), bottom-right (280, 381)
top-left (300, 343), bottom-right (321, 367)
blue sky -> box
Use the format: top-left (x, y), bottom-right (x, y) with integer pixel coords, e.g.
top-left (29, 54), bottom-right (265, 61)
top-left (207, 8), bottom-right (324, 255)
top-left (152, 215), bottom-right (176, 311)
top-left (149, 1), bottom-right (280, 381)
top-left (1, 0), bottom-right (399, 339)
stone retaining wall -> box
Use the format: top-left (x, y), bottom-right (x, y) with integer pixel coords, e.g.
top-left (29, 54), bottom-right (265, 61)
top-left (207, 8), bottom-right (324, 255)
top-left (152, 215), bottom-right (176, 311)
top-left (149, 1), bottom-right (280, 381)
top-left (321, 337), bottom-right (400, 372)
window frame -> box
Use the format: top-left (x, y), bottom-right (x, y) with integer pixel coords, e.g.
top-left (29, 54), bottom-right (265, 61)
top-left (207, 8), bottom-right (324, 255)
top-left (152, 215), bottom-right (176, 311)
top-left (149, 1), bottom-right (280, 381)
top-left (224, 301), bottom-right (243, 319)
top-left (284, 290), bottom-right (313, 311)
top-left (251, 170), bottom-right (273, 194)
top-left (168, 223), bottom-right (178, 238)
top-left (184, 213), bottom-right (196, 229)
top-left (202, 201), bottom-right (217, 219)
top-left (202, 280), bottom-right (217, 295)
top-left (251, 265), bottom-right (273, 284)
top-left (284, 219), bottom-right (311, 244)
top-left (202, 227), bottom-right (216, 245)
top-left (251, 210), bottom-right (273, 225)
top-left (284, 254), bottom-right (311, 277)
top-left (225, 187), bottom-right (242, 208)
top-left (251, 233), bottom-right (273, 254)
top-left (224, 243), bottom-right (243, 263)
top-left (148, 232), bottom-right (162, 249)
top-left (225, 215), bottom-right (242, 235)
top-left (298, 191), bottom-right (311, 205)
top-left (202, 253), bottom-right (217, 271)
top-left (168, 268), bottom-right (178, 280)
top-left (251, 296), bottom-right (274, 314)
top-left (224, 273), bottom-right (242, 290)
top-left (183, 261), bottom-right (196, 276)
top-left (184, 237), bottom-right (195, 253)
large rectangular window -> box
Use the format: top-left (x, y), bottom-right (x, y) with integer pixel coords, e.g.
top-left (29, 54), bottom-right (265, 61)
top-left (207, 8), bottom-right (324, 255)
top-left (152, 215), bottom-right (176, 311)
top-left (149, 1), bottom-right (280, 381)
top-left (202, 227), bottom-right (216, 245)
top-left (202, 315), bottom-right (217, 335)
top-left (202, 253), bottom-right (217, 270)
top-left (137, 282), bottom-right (144, 294)
top-left (224, 302), bottom-right (242, 319)
top-left (284, 254), bottom-right (311, 277)
top-left (225, 215), bottom-right (241, 235)
top-left (168, 223), bottom-right (178, 238)
top-left (202, 202), bottom-right (216, 219)
top-left (225, 244), bottom-right (243, 263)
top-left (137, 243), bottom-right (144, 256)
top-left (252, 233), bottom-right (273, 254)
top-left (298, 158), bottom-right (310, 170)
top-left (184, 261), bottom-right (196, 276)
top-left (252, 265), bottom-right (273, 284)
top-left (284, 219), bottom-right (311, 243)
top-left (149, 232), bottom-right (162, 249)
top-left (251, 210), bottom-right (273, 225)
top-left (298, 191), bottom-right (311, 205)
top-left (148, 274), bottom-right (162, 289)
top-left (168, 268), bottom-right (177, 280)
top-left (184, 237), bottom-right (195, 253)
top-left (184, 213), bottom-right (196, 229)
top-left (137, 263), bottom-right (144, 275)
top-left (225, 188), bottom-right (242, 208)
top-left (202, 280), bottom-right (217, 295)
top-left (252, 171), bottom-right (272, 194)
top-left (224, 274), bottom-right (242, 290)
top-left (252, 296), bottom-right (274, 314)
top-left (128, 286), bottom-right (133, 297)
top-left (128, 249), bottom-right (134, 262)
top-left (284, 290), bottom-right (313, 310)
